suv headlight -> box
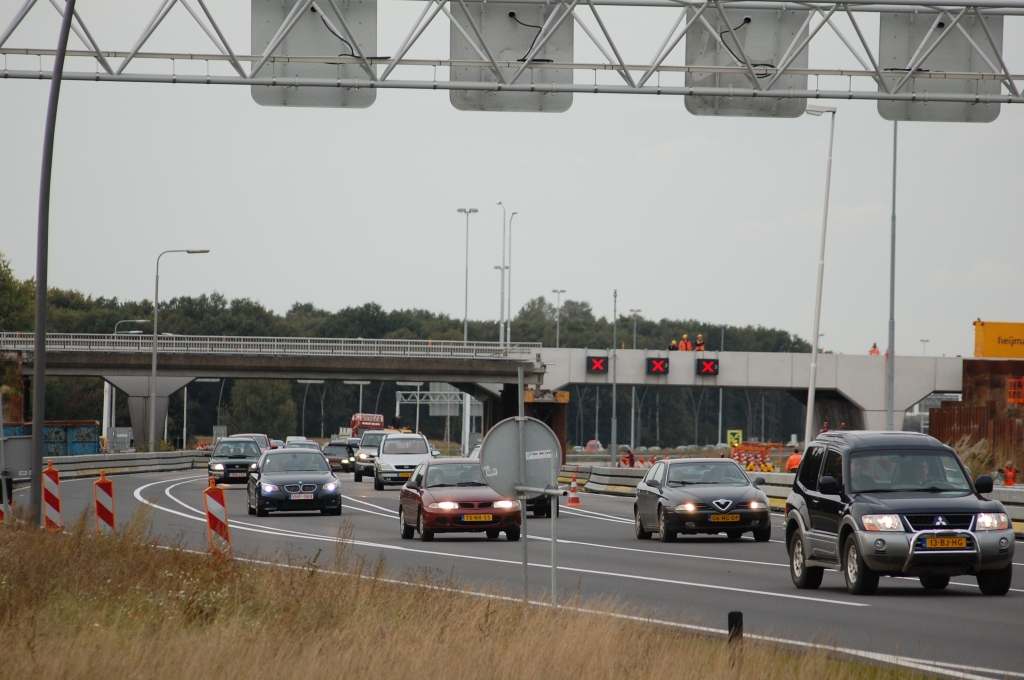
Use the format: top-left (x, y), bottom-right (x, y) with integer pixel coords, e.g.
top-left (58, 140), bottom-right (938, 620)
top-left (429, 501), bottom-right (460, 510)
top-left (493, 500), bottom-right (519, 509)
top-left (378, 463), bottom-right (394, 471)
top-left (976, 513), bottom-right (1009, 531)
top-left (357, 453), bottom-right (368, 460)
top-left (322, 481), bottom-right (338, 493)
top-left (261, 483), bottom-right (278, 493)
top-left (861, 514), bottom-right (904, 532)
top-left (210, 463), bottom-right (224, 471)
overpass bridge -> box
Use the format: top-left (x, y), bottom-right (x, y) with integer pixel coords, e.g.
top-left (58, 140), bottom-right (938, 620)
top-left (2, 333), bottom-right (963, 444)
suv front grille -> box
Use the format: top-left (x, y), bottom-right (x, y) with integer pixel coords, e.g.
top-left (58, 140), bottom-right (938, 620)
top-left (904, 514), bottom-right (973, 531)
top-left (284, 484), bottom-right (318, 493)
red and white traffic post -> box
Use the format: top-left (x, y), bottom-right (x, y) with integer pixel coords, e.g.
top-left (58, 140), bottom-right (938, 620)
top-left (42, 460), bottom-right (61, 531)
top-left (202, 477), bottom-right (232, 555)
top-left (94, 470), bottom-right (115, 534)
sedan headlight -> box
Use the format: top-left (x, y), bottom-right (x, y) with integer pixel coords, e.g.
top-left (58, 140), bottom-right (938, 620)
top-left (378, 463), bottom-right (394, 471)
top-left (261, 483), bottom-right (278, 493)
top-left (357, 453), bottom-right (368, 460)
top-left (493, 500), bottom-right (519, 509)
top-left (749, 501), bottom-right (763, 510)
top-left (322, 481), bottom-right (338, 493)
top-left (429, 501), bottom-right (460, 510)
top-left (861, 514), bottom-right (904, 532)
top-left (209, 463), bottom-right (224, 471)
top-left (675, 502), bottom-right (696, 512)
top-left (976, 512), bottom-right (1009, 531)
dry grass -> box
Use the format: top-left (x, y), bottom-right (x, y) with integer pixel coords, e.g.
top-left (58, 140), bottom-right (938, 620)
top-left (0, 511), bottom-right (920, 680)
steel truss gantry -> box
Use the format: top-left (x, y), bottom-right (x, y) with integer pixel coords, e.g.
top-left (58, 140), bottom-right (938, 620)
top-left (2, 0), bottom-right (1023, 108)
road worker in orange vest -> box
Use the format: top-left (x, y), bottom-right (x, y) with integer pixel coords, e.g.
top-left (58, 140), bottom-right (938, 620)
top-left (1001, 461), bottom-right (1019, 486)
top-left (680, 334), bottom-right (693, 351)
top-left (668, 339), bottom-right (679, 351)
top-left (786, 449), bottom-right (803, 472)
top-left (694, 334), bottom-right (706, 351)
top-left (869, 343), bottom-right (880, 355)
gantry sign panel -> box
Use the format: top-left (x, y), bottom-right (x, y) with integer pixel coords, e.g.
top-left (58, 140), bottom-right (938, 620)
top-left (685, 8), bottom-right (810, 118)
top-left (449, 2), bottom-right (573, 112)
top-left (878, 12), bottom-right (1004, 122)
top-left (252, 0), bottom-right (377, 108)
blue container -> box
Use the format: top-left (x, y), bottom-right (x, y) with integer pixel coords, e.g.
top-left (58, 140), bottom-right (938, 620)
top-left (2, 422), bottom-right (100, 456)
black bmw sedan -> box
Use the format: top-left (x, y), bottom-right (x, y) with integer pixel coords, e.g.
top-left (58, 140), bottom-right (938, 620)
top-left (634, 458), bottom-right (772, 542)
top-left (247, 449), bottom-right (342, 517)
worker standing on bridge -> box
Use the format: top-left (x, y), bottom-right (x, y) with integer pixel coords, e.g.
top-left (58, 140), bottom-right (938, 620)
top-left (668, 339), bottom-right (678, 351)
top-left (680, 334), bottom-right (693, 351)
top-left (869, 343), bottom-right (880, 355)
top-left (694, 334), bottom-right (706, 351)
top-left (786, 449), bottom-right (803, 472)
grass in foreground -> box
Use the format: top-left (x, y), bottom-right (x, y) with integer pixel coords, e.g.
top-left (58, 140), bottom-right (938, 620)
top-left (0, 511), bottom-right (920, 680)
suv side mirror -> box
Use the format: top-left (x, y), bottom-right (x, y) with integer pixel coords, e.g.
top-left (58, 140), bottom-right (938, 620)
top-left (818, 476), bottom-right (841, 496)
top-left (975, 475), bottom-right (994, 494)
top-left (752, 476), bottom-right (766, 487)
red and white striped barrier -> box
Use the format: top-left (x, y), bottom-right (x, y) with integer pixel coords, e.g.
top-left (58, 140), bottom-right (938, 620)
top-left (0, 495), bottom-right (9, 523)
top-left (43, 460), bottom-right (61, 531)
top-left (202, 477), bottom-right (232, 555)
top-left (94, 470), bottom-right (115, 534)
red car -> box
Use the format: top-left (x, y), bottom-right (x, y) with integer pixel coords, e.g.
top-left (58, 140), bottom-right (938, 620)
top-left (398, 459), bottom-right (521, 542)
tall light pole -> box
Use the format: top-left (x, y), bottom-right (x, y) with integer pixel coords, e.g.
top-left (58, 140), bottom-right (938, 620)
top-left (150, 249), bottom-right (208, 452)
top-left (496, 202), bottom-right (507, 346)
top-left (297, 380), bottom-right (324, 437)
top-left (887, 121), bottom-right (898, 431)
top-left (114, 319), bottom-right (150, 334)
top-left (344, 380), bottom-right (371, 413)
top-left (457, 208), bottom-right (477, 455)
top-left (508, 212), bottom-right (517, 343)
top-left (921, 339), bottom-right (930, 356)
top-left (609, 290), bottom-right (618, 466)
top-left (802, 105), bottom-right (836, 448)
top-left (552, 289), bottom-right (566, 348)
top-left (629, 309), bottom-right (641, 450)
top-left (717, 327), bottom-right (724, 445)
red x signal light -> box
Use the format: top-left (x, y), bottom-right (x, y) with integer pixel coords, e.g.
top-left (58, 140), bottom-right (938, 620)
top-left (587, 356), bottom-right (608, 374)
top-left (696, 358), bottom-right (720, 376)
top-left (646, 358), bottom-right (669, 375)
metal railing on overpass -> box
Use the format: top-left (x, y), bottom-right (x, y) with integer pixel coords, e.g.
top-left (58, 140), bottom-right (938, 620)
top-left (0, 333), bottom-right (540, 360)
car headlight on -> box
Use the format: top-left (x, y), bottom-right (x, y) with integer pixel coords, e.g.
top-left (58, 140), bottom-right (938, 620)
top-left (209, 463), bottom-right (224, 471)
top-left (358, 453), bottom-right (367, 460)
top-left (429, 501), bottom-right (460, 510)
top-left (348, 457), bottom-right (355, 462)
top-left (378, 463), bottom-right (394, 471)
top-left (261, 483), bottom-right (278, 493)
top-left (861, 514), bottom-right (904, 532)
top-left (976, 512), bottom-right (1009, 531)
top-left (675, 502), bottom-right (696, 512)
top-left (749, 501), bottom-right (763, 510)
top-left (493, 500), bottom-right (519, 509)
top-left (322, 482), bottom-right (338, 493)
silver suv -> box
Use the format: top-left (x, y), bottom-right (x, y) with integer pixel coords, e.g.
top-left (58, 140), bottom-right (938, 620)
top-left (373, 433), bottom-right (435, 490)
top-left (353, 430), bottom-right (388, 482)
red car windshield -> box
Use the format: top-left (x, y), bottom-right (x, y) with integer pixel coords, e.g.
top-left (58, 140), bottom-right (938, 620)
top-left (425, 464), bottom-right (487, 487)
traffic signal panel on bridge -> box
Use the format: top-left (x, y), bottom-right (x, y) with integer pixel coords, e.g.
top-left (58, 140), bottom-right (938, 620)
top-left (646, 358), bottom-right (669, 375)
top-left (696, 358), bottom-right (720, 376)
top-left (586, 356), bottom-right (608, 374)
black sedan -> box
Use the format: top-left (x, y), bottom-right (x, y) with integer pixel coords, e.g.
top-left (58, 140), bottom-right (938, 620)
top-left (207, 437), bottom-right (262, 484)
top-left (634, 458), bottom-right (772, 542)
top-left (247, 449), bottom-right (342, 517)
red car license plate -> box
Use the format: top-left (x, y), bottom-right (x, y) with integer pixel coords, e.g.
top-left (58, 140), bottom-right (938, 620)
top-left (290, 493), bottom-right (314, 500)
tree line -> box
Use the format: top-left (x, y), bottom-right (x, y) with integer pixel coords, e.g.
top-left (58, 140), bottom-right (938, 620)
top-left (0, 252), bottom-right (810, 447)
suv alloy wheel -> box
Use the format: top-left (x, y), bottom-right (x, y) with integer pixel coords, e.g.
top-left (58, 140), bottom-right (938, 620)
top-left (790, 532), bottom-right (823, 589)
top-left (843, 535), bottom-right (879, 595)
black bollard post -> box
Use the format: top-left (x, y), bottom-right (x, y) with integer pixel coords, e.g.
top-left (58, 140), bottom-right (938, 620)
top-left (728, 611), bottom-right (743, 643)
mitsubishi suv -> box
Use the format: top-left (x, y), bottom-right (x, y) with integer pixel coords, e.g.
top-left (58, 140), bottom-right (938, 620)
top-left (785, 431), bottom-right (1014, 595)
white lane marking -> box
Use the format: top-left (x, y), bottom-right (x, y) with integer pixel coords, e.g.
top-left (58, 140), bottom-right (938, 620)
top-left (136, 476), bottom-right (863, 608)
top-left (562, 507), bottom-right (633, 523)
top-left (529, 536), bottom-right (789, 569)
top-left (165, 479), bottom-right (206, 515)
top-left (341, 494), bottom-right (398, 515)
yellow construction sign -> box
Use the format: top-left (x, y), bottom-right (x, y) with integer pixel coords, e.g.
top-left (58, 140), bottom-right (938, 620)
top-left (727, 430), bottom-right (743, 447)
top-left (974, 321), bottom-right (1024, 359)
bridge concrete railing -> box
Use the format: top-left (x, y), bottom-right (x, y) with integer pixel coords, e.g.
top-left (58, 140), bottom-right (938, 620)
top-left (0, 333), bottom-right (540, 361)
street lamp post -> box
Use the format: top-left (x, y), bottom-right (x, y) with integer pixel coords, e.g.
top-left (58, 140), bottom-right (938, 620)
top-left (297, 380), bottom-right (324, 437)
top-left (552, 289), bottom-right (566, 348)
top-left (106, 319), bottom-right (152, 439)
top-left (114, 319), bottom-right (151, 334)
top-left (610, 290), bottom-right (618, 466)
top-left (508, 212), bottom-right (517, 344)
top-left (344, 380), bottom-right (371, 413)
top-left (497, 201), bottom-right (507, 346)
top-left (457, 208), bottom-right (477, 455)
top-left (802, 105), bottom-right (837, 448)
top-left (921, 339), bottom-right (930, 356)
top-left (887, 121), bottom-right (899, 431)
top-left (150, 249), bottom-right (208, 452)
top-left (629, 309), bottom-right (641, 450)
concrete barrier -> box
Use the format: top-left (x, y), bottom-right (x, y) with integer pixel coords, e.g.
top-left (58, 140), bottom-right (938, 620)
top-left (41, 450), bottom-right (207, 479)
top-left (557, 465), bottom-right (592, 485)
top-left (583, 467), bottom-right (646, 496)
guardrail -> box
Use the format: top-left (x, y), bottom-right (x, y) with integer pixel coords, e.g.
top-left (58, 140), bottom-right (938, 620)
top-left (40, 451), bottom-right (208, 480)
top-left (0, 333), bottom-right (541, 361)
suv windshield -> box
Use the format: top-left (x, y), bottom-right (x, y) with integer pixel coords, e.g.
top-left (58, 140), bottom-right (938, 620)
top-left (667, 461), bottom-right (749, 486)
top-left (213, 440), bottom-right (261, 458)
top-left (425, 463), bottom-right (487, 487)
top-left (849, 450), bottom-right (971, 493)
top-left (383, 438), bottom-right (428, 455)
top-left (361, 432), bottom-right (385, 448)
top-left (262, 452), bottom-right (331, 473)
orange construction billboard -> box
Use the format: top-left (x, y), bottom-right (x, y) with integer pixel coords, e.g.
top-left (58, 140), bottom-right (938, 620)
top-left (974, 321), bottom-right (1024, 358)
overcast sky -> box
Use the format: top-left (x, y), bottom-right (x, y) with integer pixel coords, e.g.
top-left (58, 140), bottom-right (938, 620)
top-left (2, 1), bottom-right (1021, 358)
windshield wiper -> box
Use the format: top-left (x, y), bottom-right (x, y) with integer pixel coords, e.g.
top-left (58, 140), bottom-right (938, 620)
top-left (456, 481), bottom-right (487, 486)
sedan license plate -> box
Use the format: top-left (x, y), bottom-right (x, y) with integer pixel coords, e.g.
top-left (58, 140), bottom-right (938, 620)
top-left (710, 514), bottom-right (741, 522)
top-left (925, 537), bottom-right (967, 549)
top-left (462, 514), bottom-right (493, 522)
top-left (289, 493), bottom-right (314, 500)
top-left (228, 472), bottom-right (247, 477)
top-left (399, 472), bottom-right (412, 478)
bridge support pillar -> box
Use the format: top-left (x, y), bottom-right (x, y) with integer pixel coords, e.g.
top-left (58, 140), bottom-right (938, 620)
top-left (104, 376), bottom-right (194, 447)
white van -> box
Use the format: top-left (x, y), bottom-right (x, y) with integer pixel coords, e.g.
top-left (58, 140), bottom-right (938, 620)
top-left (372, 433), bottom-right (436, 490)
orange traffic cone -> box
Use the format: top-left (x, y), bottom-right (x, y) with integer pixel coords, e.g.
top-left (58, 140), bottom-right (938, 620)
top-left (567, 473), bottom-right (582, 506)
